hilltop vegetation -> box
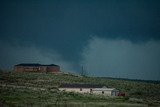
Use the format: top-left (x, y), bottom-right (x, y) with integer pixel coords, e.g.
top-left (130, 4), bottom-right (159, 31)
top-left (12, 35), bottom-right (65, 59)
top-left (0, 71), bottom-right (160, 106)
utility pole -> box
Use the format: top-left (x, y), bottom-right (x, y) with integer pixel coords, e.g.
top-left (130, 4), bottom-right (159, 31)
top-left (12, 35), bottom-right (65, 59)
top-left (81, 66), bottom-right (87, 77)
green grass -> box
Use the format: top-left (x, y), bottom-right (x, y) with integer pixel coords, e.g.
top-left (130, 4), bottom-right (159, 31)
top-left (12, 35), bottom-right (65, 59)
top-left (0, 71), bottom-right (160, 106)
top-left (0, 86), bottom-right (148, 107)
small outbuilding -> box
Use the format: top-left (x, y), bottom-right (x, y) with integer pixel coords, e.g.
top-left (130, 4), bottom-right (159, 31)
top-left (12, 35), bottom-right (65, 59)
top-left (92, 87), bottom-right (119, 96)
top-left (59, 83), bottom-right (119, 96)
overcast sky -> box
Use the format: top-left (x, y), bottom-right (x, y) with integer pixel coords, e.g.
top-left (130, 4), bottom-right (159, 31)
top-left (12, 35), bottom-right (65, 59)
top-left (0, 0), bottom-right (160, 80)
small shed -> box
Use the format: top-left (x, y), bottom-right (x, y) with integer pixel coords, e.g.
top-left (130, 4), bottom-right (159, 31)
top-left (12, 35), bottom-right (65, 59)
top-left (92, 87), bottom-right (119, 96)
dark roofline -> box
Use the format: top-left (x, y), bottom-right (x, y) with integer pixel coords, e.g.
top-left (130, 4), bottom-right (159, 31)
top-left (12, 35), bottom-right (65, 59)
top-left (15, 63), bottom-right (59, 67)
top-left (59, 83), bottom-right (105, 88)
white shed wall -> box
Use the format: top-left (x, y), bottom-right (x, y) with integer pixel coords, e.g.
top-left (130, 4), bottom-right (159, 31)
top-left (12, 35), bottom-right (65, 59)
top-left (59, 88), bottom-right (91, 93)
top-left (59, 87), bottom-right (119, 96)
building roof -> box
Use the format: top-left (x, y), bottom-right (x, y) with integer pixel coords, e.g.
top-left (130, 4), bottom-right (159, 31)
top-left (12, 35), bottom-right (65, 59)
top-left (15, 63), bottom-right (59, 67)
top-left (59, 83), bottom-right (105, 88)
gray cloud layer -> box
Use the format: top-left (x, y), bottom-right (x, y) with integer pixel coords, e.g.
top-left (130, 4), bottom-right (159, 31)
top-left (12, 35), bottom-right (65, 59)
top-left (0, 41), bottom-right (75, 72)
top-left (1, 37), bottom-right (160, 80)
top-left (82, 37), bottom-right (160, 80)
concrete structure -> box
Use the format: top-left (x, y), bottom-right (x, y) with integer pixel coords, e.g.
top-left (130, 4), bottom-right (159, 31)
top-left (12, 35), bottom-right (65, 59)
top-left (14, 63), bottom-right (60, 73)
top-left (59, 83), bottom-right (119, 96)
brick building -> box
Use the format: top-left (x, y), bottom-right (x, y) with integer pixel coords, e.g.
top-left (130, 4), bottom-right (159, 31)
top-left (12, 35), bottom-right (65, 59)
top-left (14, 63), bottom-right (60, 73)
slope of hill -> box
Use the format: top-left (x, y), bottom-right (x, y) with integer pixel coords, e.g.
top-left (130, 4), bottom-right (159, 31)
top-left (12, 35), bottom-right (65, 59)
top-left (0, 71), bottom-right (160, 107)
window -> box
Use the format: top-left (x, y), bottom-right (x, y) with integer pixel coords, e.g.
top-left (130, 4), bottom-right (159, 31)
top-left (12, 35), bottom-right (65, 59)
top-left (102, 91), bottom-right (104, 94)
top-left (90, 89), bottom-right (93, 93)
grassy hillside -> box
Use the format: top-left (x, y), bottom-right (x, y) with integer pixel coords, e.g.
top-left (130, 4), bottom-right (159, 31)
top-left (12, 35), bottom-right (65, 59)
top-left (0, 71), bottom-right (160, 106)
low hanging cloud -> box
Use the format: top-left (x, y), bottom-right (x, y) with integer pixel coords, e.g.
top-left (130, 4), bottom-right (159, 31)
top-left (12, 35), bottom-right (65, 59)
top-left (0, 41), bottom-right (75, 72)
top-left (81, 37), bottom-right (160, 80)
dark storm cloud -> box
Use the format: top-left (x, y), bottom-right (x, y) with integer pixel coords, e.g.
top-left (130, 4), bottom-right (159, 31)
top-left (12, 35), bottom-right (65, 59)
top-left (0, 0), bottom-right (160, 80)
top-left (81, 37), bottom-right (160, 80)
top-left (1, 0), bottom-right (160, 47)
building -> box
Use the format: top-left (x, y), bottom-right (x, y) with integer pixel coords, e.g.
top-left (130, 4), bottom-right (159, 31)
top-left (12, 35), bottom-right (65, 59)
top-left (14, 63), bottom-right (60, 73)
top-left (59, 83), bottom-right (119, 96)
top-left (92, 87), bottom-right (119, 96)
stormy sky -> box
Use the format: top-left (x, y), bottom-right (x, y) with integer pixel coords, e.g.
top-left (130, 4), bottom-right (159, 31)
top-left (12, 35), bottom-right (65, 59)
top-left (0, 0), bottom-right (160, 80)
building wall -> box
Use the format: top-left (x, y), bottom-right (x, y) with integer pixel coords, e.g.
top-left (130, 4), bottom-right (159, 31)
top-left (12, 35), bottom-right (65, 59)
top-left (111, 90), bottom-right (119, 96)
top-left (40, 66), bottom-right (47, 71)
top-left (14, 66), bottom-right (45, 72)
top-left (92, 90), bottom-right (112, 96)
top-left (47, 66), bottom-right (60, 73)
top-left (93, 89), bottom-right (119, 96)
top-left (14, 66), bottom-right (24, 72)
top-left (14, 65), bottom-right (60, 73)
top-left (59, 88), bottom-right (119, 96)
top-left (59, 88), bottom-right (91, 93)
